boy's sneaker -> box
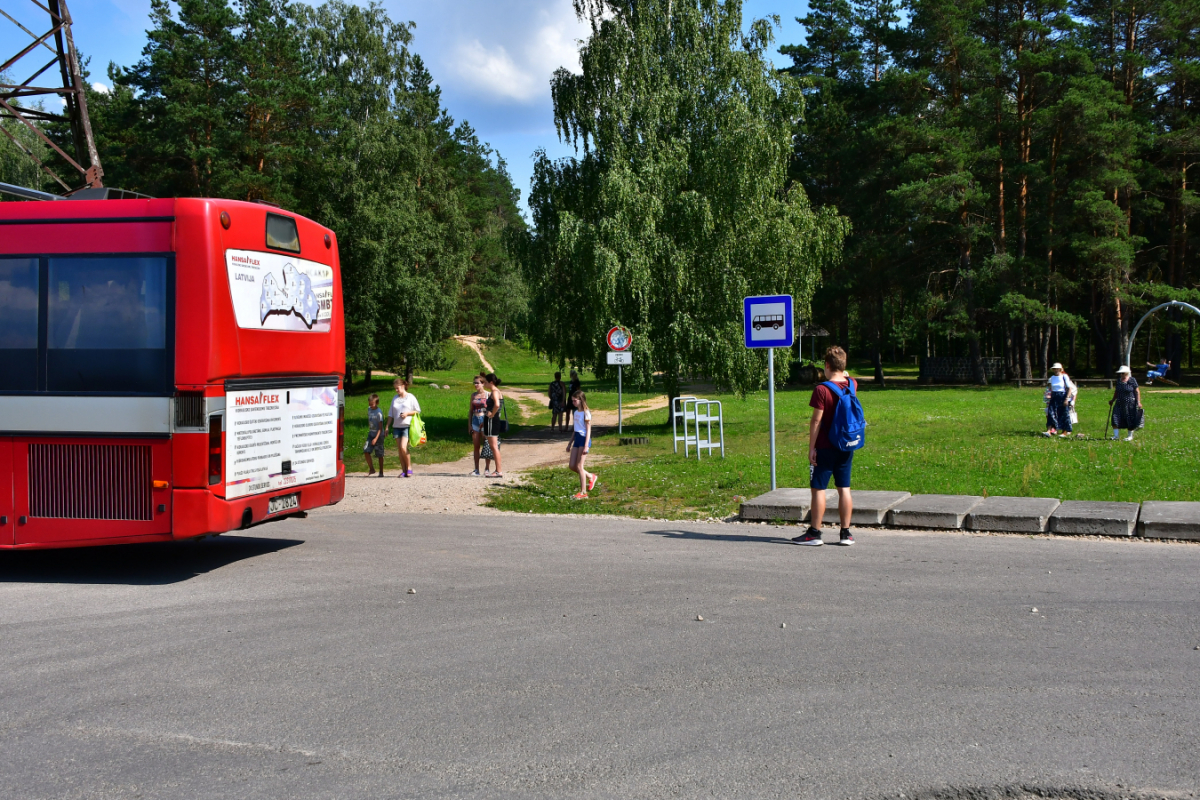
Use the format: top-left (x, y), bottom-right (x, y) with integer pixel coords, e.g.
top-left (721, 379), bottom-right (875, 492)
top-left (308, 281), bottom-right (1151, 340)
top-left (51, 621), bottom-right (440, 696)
top-left (791, 528), bottom-right (823, 546)
top-left (470, 469), bottom-right (480, 476)
top-left (837, 529), bottom-right (855, 546)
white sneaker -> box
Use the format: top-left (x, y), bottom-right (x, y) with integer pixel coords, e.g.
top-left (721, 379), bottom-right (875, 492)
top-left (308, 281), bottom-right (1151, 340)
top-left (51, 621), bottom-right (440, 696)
top-left (1123, 434), bottom-right (1134, 441)
top-left (470, 470), bottom-right (481, 476)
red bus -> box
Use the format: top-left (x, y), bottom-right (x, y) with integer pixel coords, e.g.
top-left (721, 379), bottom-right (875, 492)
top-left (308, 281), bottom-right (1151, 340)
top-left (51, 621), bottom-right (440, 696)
top-left (0, 197), bottom-right (345, 549)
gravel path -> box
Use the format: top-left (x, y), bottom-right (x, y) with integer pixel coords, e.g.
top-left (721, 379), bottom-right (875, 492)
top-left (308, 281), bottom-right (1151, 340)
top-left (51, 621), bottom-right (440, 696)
top-left (328, 338), bottom-right (671, 519)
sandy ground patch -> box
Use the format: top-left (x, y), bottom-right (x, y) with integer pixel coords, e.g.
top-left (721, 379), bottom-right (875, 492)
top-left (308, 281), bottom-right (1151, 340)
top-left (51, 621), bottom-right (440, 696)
top-left (323, 337), bottom-right (670, 519)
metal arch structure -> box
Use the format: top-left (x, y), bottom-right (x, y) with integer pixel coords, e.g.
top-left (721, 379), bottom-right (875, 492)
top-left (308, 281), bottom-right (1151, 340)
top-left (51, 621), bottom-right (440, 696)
top-left (1124, 300), bottom-right (1200, 368)
top-left (0, 0), bottom-right (103, 194)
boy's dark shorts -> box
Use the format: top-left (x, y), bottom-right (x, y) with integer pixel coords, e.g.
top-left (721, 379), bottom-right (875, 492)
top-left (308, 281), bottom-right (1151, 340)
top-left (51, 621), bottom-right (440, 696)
top-left (809, 447), bottom-right (853, 489)
top-left (363, 437), bottom-right (385, 459)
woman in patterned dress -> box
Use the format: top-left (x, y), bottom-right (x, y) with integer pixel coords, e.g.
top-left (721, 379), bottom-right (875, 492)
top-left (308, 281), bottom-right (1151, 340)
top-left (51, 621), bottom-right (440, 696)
top-left (1108, 365), bottom-right (1143, 441)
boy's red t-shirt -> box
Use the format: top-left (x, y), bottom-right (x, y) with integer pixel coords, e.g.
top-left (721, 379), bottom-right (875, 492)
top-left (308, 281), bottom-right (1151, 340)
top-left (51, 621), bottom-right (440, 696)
top-left (809, 377), bottom-right (857, 449)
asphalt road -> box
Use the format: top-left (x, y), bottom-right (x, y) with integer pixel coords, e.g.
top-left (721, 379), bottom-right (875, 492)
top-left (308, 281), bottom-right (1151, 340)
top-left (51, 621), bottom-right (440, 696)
top-left (1, 513), bottom-right (1198, 800)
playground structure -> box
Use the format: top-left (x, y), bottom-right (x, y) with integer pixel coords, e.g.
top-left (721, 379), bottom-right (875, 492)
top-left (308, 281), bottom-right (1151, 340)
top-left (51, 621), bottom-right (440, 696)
top-left (1125, 300), bottom-right (1200, 384)
top-left (672, 396), bottom-right (725, 460)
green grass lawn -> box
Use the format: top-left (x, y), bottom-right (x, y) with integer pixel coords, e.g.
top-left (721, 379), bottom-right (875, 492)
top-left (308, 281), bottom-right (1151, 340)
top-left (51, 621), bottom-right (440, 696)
top-left (480, 339), bottom-right (563, 388)
top-left (488, 384), bottom-right (1200, 519)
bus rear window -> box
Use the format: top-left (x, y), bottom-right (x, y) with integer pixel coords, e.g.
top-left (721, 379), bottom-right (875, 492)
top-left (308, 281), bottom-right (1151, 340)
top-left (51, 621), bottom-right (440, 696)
top-left (265, 213), bottom-right (300, 253)
top-left (47, 256), bottom-right (170, 393)
top-left (0, 257), bottom-right (39, 391)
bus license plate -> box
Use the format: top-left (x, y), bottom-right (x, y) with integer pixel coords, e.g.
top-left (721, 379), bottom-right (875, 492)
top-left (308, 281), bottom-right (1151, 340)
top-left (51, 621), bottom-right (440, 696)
top-left (267, 493), bottom-right (299, 516)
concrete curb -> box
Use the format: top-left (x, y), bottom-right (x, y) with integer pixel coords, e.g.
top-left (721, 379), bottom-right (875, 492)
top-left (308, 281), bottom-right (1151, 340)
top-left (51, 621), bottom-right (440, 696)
top-left (739, 491), bottom-right (1200, 541)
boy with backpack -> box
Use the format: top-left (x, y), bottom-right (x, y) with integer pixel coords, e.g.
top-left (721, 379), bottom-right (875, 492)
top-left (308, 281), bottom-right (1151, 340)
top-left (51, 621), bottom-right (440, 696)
top-left (793, 346), bottom-right (865, 546)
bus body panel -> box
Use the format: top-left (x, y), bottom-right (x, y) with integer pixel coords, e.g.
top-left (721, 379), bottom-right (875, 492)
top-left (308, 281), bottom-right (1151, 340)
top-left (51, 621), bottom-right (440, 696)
top-left (173, 200), bottom-right (344, 386)
top-left (10, 436), bottom-right (173, 546)
top-left (0, 197), bottom-right (344, 549)
top-left (171, 431), bottom-right (208, 489)
top-left (172, 464), bottom-right (344, 539)
top-left (0, 439), bottom-right (12, 546)
top-left (0, 199), bottom-right (176, 256)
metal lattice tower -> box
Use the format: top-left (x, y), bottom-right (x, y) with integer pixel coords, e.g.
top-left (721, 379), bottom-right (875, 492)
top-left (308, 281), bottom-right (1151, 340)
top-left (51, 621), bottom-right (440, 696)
top-left (0, 0), bottom-right (103, 193)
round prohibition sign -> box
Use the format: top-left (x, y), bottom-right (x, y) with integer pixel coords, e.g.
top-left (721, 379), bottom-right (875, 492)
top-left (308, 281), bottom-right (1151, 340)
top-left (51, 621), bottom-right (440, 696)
top-left (606, 326), bottom-right (633, 351)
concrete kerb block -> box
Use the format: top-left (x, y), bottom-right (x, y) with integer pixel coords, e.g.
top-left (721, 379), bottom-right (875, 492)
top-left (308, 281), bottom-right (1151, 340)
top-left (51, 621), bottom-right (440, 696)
top-left (739, 489), bottom-right (811, 522)
top-left (1137, 501), bottom-right (1200, 541)
top-left (887, 494), bottom-right (983, 529)
top-left (820, 490), bottom-right (911, 526)
top-left (967, 496), bottom-right (1061, 533)
top-left (1050, 501), bottom-right (1140, 537)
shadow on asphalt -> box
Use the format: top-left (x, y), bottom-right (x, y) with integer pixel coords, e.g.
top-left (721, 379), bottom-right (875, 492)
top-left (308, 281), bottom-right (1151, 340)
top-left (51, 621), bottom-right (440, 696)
top-left (647, 529), bottom-right (794, 546)
top-left (0, 536), bottom-right (303, 586)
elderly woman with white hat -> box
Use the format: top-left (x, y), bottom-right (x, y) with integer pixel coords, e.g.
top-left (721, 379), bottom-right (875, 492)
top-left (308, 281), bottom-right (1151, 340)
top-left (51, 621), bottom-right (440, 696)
top-left (1108, 365), bottom-right (1143, 441)
top-left (1043, 362), bottom-right (1076, 437)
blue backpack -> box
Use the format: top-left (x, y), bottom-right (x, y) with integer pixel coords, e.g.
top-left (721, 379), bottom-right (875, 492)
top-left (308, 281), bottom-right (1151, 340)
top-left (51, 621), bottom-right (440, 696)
top-left (823, 379), bottom-right (866, 451)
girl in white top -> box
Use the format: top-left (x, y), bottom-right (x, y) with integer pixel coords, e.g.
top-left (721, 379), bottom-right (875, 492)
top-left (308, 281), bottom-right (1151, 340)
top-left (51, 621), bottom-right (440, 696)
top-left (566, 389), bottom-right (598, 499)
top-left (386, 378), bottom-right (421, 477)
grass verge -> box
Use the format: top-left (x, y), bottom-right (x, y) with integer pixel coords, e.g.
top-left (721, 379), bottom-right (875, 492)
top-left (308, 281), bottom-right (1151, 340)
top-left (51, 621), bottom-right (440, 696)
top-left (488, 384), bottom-right (1200, 519)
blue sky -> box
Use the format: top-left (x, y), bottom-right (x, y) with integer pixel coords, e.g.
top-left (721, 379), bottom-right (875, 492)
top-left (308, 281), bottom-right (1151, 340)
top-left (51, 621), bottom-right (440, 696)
top-left (2, 0), bottom-right (808, 215)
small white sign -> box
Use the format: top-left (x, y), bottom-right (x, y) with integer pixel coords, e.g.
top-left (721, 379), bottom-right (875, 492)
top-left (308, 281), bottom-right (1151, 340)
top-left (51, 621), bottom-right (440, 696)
top-left (607, 352), bottom-right (633, 366)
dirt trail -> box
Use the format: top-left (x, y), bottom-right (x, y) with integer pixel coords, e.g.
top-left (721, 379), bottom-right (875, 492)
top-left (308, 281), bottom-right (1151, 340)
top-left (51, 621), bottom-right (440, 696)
top-left (452, 335), bottom-right (551, 421)
top-left (335, 339), bottom-right (670, 517)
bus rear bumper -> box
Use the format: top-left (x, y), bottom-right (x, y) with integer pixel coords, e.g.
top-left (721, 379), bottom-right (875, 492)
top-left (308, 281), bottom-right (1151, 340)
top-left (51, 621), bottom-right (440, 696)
top-left (173, 467), bottom-right (345, 538)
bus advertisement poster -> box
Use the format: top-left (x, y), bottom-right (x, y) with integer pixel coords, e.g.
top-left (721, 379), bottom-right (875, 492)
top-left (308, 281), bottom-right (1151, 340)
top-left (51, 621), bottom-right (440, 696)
top-left (225, 384), bottom-right (339, 499)
top-left (226, 249), bottom-right (335, 333)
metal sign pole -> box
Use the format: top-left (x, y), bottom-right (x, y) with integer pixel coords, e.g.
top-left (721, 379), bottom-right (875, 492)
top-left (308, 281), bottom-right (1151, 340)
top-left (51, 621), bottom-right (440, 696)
top-left (618, 365), bottom-right (623, 434)
top-left (768, 347), bottom-right (777, 491)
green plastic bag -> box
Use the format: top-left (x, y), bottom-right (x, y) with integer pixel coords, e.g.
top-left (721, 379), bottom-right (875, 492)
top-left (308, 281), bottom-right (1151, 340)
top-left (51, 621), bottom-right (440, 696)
top-left (409, 413), bottom-right (427, 446)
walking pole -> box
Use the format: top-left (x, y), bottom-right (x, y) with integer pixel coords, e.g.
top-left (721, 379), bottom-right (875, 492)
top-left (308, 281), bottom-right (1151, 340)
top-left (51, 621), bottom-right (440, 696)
top-left (768, 347), bottom-right (777, 491)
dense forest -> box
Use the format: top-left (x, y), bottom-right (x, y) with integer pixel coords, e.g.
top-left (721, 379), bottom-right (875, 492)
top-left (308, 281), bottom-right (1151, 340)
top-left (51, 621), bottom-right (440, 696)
top-left (784, 0), bottom-right (1199, 381)
top-left (0, 0), bottom-right (527, 379)
top-left (3, 0), bottom-right (1197, 386)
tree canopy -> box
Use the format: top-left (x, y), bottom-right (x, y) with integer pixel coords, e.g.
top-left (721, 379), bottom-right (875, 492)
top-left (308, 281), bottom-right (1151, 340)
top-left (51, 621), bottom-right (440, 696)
top-left (522, 0), bottom-right (849, 396)
top-left (785, 0), bottom-right (1200, 380)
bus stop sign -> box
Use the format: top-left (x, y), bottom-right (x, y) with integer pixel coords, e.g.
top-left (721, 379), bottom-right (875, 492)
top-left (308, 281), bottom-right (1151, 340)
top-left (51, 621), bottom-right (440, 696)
top-left (743, 295), bottom-right (794, 348)
top-left (743, 294), bottom-right (794, 491)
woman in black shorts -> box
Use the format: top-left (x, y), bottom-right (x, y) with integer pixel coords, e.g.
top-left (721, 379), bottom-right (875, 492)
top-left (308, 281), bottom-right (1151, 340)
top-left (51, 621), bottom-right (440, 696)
top-left (482, 373), bottom-right (504, 477)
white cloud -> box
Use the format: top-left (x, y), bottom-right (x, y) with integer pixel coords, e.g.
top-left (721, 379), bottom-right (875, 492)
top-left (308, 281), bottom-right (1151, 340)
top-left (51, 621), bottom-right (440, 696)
top-left (454, 40), bottom-right (540, 102)
top-left (411, 0), bottom-right (587, 105)
top-left (91, 82), bottom-right (110, 94)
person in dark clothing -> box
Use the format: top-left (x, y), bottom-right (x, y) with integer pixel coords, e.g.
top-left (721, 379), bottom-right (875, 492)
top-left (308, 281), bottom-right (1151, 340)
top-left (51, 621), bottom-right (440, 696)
top-left (548, 372), bottom-right (567, 431)
top-left (1109, 365), bottom-right (1143, 441)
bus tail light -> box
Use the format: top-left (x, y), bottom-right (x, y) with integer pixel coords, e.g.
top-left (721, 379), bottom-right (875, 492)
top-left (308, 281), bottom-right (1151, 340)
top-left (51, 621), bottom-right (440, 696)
top-left (337, 404), bottom-right (344, 462)
top-left (208, 414), bottom-right (223, 485)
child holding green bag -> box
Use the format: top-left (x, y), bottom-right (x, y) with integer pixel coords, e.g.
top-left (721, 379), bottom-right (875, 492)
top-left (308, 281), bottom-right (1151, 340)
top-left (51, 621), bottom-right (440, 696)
top-left (386, 378), bottom-right (422, 478)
